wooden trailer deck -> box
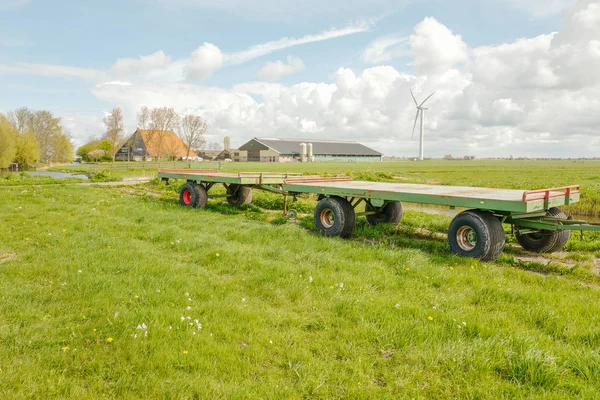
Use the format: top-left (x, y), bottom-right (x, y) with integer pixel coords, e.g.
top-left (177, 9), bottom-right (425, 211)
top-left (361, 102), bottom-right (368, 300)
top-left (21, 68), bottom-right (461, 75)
top-left (282, 177), bottom-right (580, 214)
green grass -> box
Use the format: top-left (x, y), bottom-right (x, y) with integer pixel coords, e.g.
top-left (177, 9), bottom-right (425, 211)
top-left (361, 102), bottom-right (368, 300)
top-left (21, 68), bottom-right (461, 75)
top-left (1, 182), bottom-right (600, 398)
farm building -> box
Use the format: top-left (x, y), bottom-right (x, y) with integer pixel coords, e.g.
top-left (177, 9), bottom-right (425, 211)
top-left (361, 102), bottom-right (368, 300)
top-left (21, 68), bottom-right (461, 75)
top-left (235, 138), bottom-right (382, 162)
top-left (115, 129), bottom-right (190, 161)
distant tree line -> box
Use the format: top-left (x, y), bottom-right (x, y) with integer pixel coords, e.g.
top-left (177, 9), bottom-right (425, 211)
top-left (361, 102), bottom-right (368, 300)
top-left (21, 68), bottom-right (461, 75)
top-left (0, 108), bottom-right (75, 169)
top-left (77, 106), bottom-right (209, 163)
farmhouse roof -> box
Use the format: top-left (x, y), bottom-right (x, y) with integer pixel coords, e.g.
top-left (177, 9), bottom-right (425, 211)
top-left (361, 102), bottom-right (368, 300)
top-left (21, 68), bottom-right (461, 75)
top-left (241, 138), bottom-right (382, 156)
top-left (138, 129), bottom-right (189, 157)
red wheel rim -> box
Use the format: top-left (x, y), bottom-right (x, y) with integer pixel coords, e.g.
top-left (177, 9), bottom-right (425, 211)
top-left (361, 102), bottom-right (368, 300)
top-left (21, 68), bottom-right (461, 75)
top-left (183, 190), bottom-right (192, 205)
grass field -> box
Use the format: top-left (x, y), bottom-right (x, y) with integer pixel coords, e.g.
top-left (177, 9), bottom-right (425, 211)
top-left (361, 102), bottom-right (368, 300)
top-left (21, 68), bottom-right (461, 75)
top-left (1, 168), bottom-right (600, 398)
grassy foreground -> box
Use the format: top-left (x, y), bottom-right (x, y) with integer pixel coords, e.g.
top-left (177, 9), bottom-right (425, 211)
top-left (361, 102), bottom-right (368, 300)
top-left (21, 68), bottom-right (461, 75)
top-left (1, 182), bottom-right (600, 398)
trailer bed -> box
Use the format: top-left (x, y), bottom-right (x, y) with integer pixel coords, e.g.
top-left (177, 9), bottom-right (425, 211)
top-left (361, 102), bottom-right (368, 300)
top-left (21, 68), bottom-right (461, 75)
top-left (283, 178), bottom-right (580, 214)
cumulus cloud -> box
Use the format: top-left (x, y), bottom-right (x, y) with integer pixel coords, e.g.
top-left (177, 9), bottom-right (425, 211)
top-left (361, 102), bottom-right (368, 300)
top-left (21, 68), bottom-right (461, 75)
top-left (184, 43), bottom-right (224, 80)
top-left (409, 17), bottom-right (469, 75)
top-left (258, 56), bottom-right (305, 80)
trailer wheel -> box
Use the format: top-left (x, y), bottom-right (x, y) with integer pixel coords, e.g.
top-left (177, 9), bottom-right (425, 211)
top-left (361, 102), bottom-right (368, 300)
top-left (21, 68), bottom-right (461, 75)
top-left (448, 210), bottom-right (505, 261)
top-left (334, 196), bottom-right (356, 238)
top-left (365, 201), bottom-right (403, 226)
top-left (179, 182), bottom-right (207, 208)
top-left (314, 197), bottom-right (355, 238)
top-left (227, 184), bottom-right (252, 207)
top-left (515, 207), bottom-right (570, 253)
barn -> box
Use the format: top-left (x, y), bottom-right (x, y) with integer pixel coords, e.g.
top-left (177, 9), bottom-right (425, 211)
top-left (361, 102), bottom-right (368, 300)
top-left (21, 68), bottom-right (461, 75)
top-left (235, 138), bottom-right (382, 162)
top-left (116, 129), bottom-right (190, 161)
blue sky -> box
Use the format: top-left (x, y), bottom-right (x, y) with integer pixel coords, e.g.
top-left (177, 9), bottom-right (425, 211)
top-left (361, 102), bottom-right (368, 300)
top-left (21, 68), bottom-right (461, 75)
top-left (3, 0), bottom-right (598, 158)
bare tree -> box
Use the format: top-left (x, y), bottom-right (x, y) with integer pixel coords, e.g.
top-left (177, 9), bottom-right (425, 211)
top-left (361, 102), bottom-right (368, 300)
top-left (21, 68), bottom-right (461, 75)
top-left (137, 106), bottom-right (150, 130)
top-left (178, 114), bottom-right (208, 166)
top-left (149, 107), bottom-right (179, 162)
top-left (136, 106), bottom-right (152, 160)
top-left (102, 107), bottom-right (124, 162)
top-left (7, 107), bottom-right (32, 133)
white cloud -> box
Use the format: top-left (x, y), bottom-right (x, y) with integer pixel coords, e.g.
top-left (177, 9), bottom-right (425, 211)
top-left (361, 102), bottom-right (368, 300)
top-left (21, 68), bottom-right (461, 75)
top-left (409, 17), bottom-right (469, 75)
top-left (225, 23), bottom-right (372, 65)
top-left (362, 35), bottom-right (407, 64)
top-left (184, 43), bottom-right (224, 80)
top-left (111, 51), bottom-right (171, 76)
top-left (258, 56), bottom-right (305, 80)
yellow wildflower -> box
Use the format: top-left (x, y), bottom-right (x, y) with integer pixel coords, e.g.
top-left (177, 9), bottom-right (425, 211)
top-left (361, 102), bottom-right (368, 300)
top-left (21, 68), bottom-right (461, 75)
top-left (183, 350), bottom-right (189, 355)
top-left (428, 316), bottom-right (433, 321)
top-left (62, 346), bottom-right (69, 351)
top-left (106, 337), bottom-right (113, 343)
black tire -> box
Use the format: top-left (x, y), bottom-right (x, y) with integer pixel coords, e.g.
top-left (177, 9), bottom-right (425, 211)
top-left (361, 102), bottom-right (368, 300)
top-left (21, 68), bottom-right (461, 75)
top-left (179, 182), bottom-right (208, 208)
top-left (448, 210), bottom-right (505, 261)
top-left (365, 201), bottom-right (403, 226)
top-left (333, 196), bottom-right (356, 238)
top-left (227, 184), bottom-right (252, 207)
top-left (515, 207), bottom-right (570, 253)
top-left (314, 197), bottom-right (355, 238)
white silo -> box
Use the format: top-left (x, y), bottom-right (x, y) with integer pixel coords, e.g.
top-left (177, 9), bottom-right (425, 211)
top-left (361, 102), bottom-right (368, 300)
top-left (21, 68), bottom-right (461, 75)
top-left (307, 143), bottom-right (314, 162)
top-left (300, 143), bottom-right (307, 162)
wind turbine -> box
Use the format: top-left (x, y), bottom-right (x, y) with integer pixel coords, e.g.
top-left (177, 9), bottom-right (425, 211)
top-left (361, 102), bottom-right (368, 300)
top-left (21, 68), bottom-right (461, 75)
top-left (411, 90), bottom-right (435, 161)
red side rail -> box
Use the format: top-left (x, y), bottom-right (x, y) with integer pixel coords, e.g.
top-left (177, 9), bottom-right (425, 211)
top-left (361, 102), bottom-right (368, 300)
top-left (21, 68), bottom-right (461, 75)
top-left (284, 176), bottom-right (353, 184)
top-left (522, 185), bottom-right (580, 202)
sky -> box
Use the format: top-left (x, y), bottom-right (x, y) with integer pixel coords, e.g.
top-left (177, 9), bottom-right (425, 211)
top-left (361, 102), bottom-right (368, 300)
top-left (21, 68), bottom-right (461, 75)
top-left (1, 0), bottom-right (599, 158)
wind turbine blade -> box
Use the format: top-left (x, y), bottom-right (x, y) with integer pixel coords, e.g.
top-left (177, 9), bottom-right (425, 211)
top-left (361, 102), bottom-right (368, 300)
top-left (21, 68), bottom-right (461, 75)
top-left (419, 92), bottom-right (436, 107)
top-left (411, 110), bottom-right (420, 140)
top-left (410, 90), bottom-right (418, 106)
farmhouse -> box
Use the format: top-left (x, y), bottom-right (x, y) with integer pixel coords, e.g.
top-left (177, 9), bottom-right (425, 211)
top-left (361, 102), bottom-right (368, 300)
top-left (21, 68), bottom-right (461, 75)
top-left (235, 138), bottom-right (382, 162)
top-left (116, 129), bottom-right (190, 161)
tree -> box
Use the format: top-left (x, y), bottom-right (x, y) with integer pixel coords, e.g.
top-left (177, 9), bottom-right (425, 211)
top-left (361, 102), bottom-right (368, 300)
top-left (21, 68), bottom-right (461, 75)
top-left (14, 131), bottom-right (40, 167)
top-left (7, 107), bottom-right (32, 134)
top-left (0, 114), bottom-right (17, 168)
top-left (178, 114), bottom-right (208, 166)
top-left (102, 107), bottom-right (124, 161)
top-left (27, 110), bottom-right (63, 163)
top-left (137, 106), bottom-right (152, 160)
top-left (76, 139), bottom-right (112, 162)
top-left (51, 133), bottom-right (74, 163)
top-left (149, 107), bottom-right (179, 161)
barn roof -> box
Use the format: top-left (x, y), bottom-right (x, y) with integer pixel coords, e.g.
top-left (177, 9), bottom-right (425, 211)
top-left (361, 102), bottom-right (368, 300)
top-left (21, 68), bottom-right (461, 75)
top-left (246, 138), bottom-right (382, 156)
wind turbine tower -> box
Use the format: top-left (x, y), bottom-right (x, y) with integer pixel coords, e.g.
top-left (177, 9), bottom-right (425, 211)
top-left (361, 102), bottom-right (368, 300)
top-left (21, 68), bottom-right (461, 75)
top-left (411, 90), bottom-right (435, 161)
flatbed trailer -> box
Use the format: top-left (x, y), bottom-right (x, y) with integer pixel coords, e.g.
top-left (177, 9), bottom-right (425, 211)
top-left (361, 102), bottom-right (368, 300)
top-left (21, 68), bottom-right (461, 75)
top-left (158, 169), bottom-right (600, 261)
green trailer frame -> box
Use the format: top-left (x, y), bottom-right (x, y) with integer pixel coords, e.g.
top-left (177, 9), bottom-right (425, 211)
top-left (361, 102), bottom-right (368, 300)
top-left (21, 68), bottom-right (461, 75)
top-left (158, 169), bottom-right (600, 261)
